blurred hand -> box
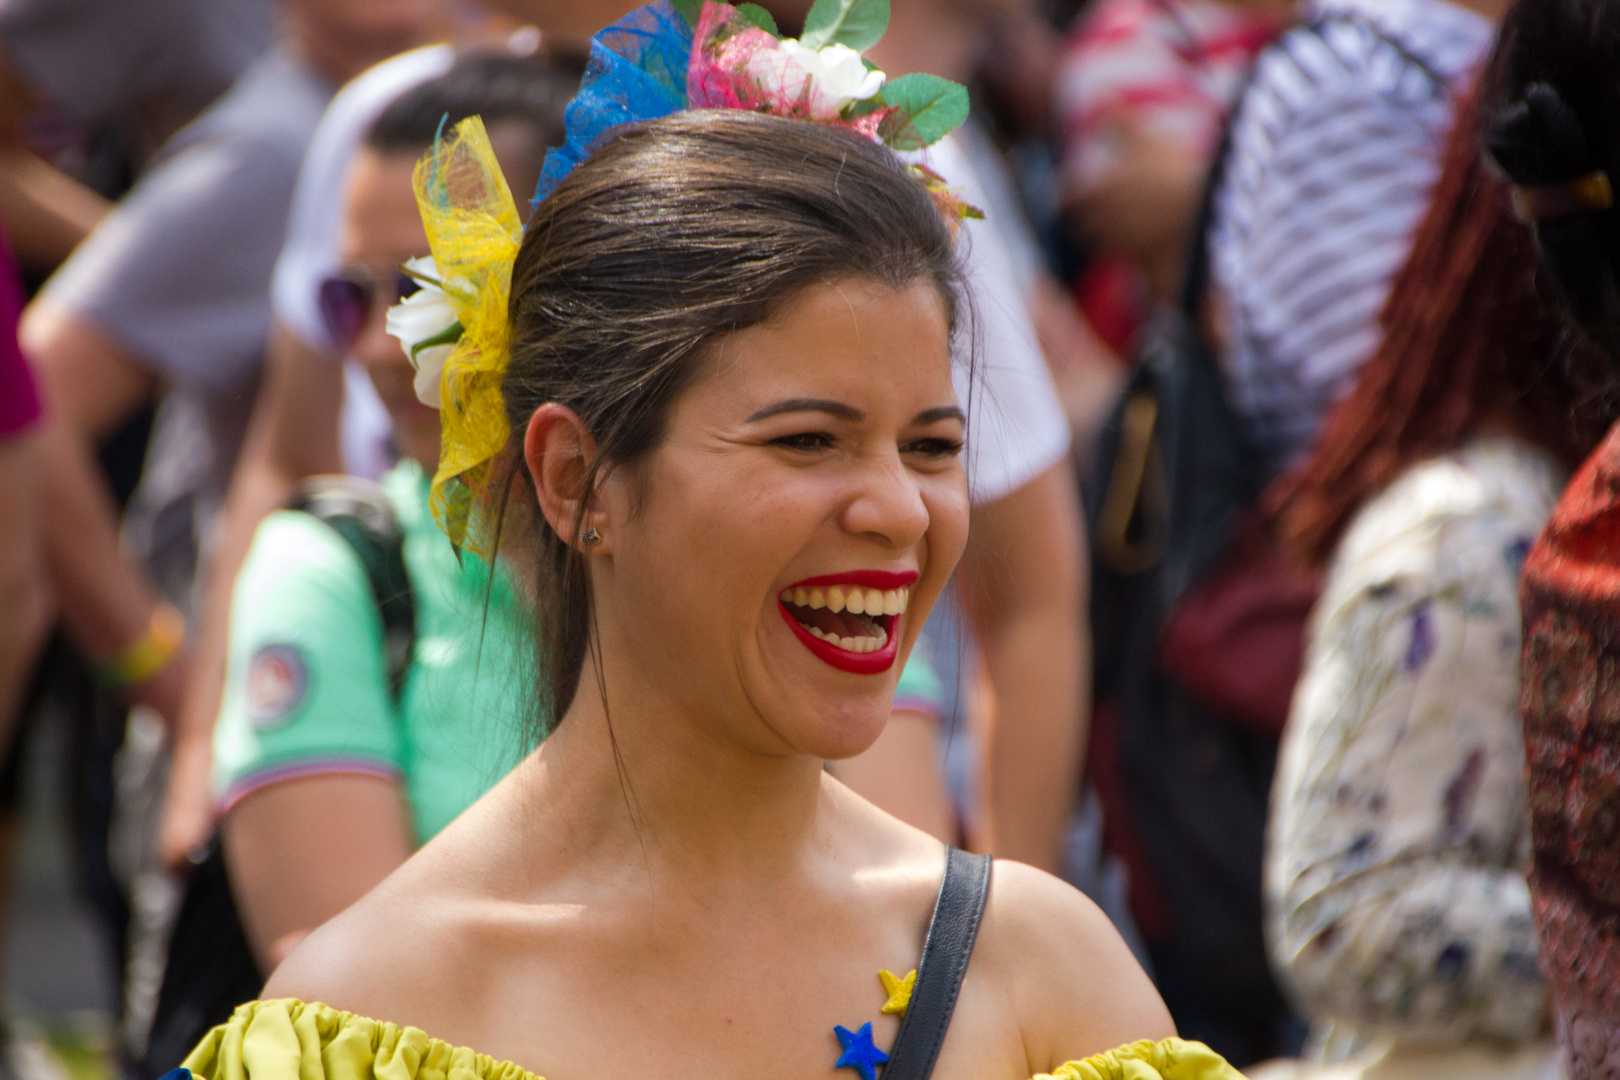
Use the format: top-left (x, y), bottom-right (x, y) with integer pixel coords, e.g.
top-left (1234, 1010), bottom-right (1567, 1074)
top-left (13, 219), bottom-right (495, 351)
top-left (1065, 118), bottom-right (1206, 298)
top-left (128, 651), bottom-right (188, 731)
top-left (160, 728), bottom-right (216, 872)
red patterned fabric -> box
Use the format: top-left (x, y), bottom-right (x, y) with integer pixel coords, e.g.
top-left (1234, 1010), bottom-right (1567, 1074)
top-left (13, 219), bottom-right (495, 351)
top-left (1520, 420), bottom-right (1620, 1079)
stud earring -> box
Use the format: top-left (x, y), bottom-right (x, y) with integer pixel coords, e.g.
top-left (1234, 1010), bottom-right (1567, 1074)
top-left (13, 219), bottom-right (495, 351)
top-left (580, 526), bottom-right (602, 549)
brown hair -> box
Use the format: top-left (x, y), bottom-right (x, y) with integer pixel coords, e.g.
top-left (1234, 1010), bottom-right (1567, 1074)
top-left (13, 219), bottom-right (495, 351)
top-left (1269, 87), bottom-right (1616, 566)
top-left (495, 109), bottom-right (967, 728)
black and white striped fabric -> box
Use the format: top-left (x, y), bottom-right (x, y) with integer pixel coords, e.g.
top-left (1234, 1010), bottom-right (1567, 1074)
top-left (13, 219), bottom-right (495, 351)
top-left (1208, 0), bottom-right (1494, 478)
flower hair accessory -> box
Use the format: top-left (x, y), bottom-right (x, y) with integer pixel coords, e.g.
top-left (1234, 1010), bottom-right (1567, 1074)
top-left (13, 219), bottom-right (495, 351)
top-left (389, 0), bottom-right (977, 556)
top-left (386, 115), bottom-right (524, 556)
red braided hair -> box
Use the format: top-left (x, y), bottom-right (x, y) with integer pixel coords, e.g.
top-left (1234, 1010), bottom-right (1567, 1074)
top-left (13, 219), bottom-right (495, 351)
top-left (1270, 85), bottom-right (1616, 566)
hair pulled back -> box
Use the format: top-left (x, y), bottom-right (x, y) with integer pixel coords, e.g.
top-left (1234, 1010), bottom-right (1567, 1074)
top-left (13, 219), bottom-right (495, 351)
top-left (499, 109), bottom-right (966, 726)
top-left (1483, 0), bottom-right (1620, 355)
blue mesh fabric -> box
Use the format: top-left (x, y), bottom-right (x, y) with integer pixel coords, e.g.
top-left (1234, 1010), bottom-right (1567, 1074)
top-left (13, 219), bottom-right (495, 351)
top-left (531, 1), bottom-right (694, 208)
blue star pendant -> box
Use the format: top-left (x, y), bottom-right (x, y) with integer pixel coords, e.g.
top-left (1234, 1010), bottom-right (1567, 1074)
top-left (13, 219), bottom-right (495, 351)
top-left (834, 1022), bottom-right (890, 1080)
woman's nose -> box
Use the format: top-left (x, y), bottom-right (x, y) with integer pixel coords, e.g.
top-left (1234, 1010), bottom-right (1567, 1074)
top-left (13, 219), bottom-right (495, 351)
top-left (356, 303), bottom-right (409, 373)
top-left (841, 453), bottom-right (930, 549)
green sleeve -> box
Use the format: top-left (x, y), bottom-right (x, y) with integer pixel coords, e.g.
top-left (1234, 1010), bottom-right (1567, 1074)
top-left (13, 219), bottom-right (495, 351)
top-left (894, 647), bottom-right (946, 719)
top-left (211, 510), bottom-right (404, 809)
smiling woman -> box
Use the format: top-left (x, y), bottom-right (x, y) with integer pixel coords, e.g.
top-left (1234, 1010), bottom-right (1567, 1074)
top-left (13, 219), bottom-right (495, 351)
top-left (177, 4), bottom-right (1236, 1080)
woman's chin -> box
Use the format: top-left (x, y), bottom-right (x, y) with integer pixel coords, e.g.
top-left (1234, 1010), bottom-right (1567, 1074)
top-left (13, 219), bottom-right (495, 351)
top-left (769, 697), bottom-right (890, 762)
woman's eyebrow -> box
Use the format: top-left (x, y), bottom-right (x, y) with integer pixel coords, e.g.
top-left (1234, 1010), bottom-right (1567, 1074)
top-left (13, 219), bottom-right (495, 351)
top-left (745, 398), bottom-right (865, 422)
top-left (913, 405), bottom-right (965, 425)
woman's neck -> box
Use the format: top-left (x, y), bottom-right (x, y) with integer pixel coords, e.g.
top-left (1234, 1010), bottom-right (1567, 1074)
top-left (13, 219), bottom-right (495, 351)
top-left (520, 661), bottom-right (832, 887)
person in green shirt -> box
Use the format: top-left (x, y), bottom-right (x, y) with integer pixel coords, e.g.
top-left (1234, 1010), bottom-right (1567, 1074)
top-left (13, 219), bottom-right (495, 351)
top-left (211, 49), bottom-right (958, 972)
top-left (210, 52), bottom-right (572, 969)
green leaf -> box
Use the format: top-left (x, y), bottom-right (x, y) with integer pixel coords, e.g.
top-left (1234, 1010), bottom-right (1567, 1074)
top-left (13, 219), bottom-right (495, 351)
top-left (843, 95), bottom-right (885, 120)
top-left (735, 3), bottom-right (780, 35)
top-left (670, 0), bottom-right (704, 29)
top-left (410, 319), bottom-right (464, 362)
top-left (800, 0), bottom-right (889, 52)
top-left (877, 73), bottom-right (970, 151)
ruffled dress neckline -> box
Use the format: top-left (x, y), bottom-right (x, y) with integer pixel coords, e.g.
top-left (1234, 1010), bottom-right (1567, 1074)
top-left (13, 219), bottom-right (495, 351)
top-left (182, 999), bottom-right (1243, 1080)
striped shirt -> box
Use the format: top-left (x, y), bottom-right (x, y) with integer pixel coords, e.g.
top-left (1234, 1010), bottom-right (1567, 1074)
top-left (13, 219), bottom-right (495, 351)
top-left (1057, 0), bottom-right (1277, 188)
top-left (1208, 0), bottom-right (1493, 478)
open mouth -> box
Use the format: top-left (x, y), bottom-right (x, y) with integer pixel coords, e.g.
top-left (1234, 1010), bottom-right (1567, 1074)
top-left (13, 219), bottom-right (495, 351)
top-left (776, 571), bottom-right (917, 675)
top-left (778, 583), bottom-right (908, 652)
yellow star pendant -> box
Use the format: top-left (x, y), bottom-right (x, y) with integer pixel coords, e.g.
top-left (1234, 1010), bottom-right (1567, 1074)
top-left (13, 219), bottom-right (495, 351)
top-left (879, 969), bottom-right (917, 1016)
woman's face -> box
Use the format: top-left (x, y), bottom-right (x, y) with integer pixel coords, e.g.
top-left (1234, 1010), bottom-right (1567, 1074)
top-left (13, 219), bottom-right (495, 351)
top-left (594, 277), bottom-right (967, 761)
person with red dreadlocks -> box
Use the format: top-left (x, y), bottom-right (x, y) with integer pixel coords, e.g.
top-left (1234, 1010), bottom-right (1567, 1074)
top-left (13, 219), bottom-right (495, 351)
top-left (1259, 81), bottom-right (1617, 1072)
top-left (1478, 0), bottom-right (1620, 1075)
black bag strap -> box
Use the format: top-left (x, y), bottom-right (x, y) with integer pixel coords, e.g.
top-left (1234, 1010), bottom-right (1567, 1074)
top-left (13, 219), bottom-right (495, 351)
top-left (883, 848), bottom-right (993, 1080)
top-left (286, 475), bottom-right (416, 701)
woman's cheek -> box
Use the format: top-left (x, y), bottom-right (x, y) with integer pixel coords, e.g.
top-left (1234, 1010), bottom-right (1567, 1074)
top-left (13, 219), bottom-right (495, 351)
top-left (923, 473), bottom-right (971, 569)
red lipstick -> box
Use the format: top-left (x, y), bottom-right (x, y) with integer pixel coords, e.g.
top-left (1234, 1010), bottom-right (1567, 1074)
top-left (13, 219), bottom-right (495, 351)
top-left (776, 569), bottom-right (917, 675)
top-left (789, 569), bottom-right (919, 590)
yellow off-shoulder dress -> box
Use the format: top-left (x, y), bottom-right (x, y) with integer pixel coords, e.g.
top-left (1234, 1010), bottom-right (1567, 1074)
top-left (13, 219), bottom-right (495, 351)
top-left (181, 999), bottom-right (1244, 1080)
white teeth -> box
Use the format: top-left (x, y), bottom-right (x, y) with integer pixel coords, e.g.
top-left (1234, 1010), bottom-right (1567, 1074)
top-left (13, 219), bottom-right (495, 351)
top-left (794, 587), bottom-right (808, 606)
top-left (809, 587), bottom-right (825, 609)
top-left (780, 589), bottom-right (792, 603)
top-left (898, 589), bottom-right (909, 613)
top-left (881, 589), bottom-right (898, 615)
top-left (861, 588), bottom-right (880, 613)
top-left (827, 586), bottom-right (846, 613)
top-left (846, 588), bottom-right (865, 615)
top-left (802, 623), bottom-right (885, 653)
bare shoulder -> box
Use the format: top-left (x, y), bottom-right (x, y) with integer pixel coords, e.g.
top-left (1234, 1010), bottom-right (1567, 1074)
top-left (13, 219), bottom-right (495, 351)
top-left (263, 856), bottom-right (478, 1025)
top-left (975, 859), bottom-right (1173, 1072)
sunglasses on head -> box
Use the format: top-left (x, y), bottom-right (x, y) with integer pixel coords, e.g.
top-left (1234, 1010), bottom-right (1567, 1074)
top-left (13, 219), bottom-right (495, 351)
top-left (318, 264), bottom-right (422, 350)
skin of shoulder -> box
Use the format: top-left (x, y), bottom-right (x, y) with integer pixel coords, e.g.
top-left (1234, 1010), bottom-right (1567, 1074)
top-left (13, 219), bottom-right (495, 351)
top-left (262, 862), bottom-right (455, 1019)
top-left (259, 785), bottom-right (522, 1027)
top-left (974, 859), bottom-right (1174, 1073)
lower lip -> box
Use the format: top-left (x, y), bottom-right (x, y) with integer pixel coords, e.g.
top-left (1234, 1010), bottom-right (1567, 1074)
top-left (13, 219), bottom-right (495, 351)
top-left (778, 602), bottom-right (900, 675)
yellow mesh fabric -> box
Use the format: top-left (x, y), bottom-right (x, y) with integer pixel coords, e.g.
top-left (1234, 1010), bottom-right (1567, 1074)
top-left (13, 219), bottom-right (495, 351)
top-left (411, 116), bottom-right (525, 557)
top-left (186, 1001), bottom-right (1243, 1080)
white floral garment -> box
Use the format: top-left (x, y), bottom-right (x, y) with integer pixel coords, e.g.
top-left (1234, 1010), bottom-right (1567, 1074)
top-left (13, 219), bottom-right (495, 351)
top-left (1269, 436), bottom-right (1554, 1055)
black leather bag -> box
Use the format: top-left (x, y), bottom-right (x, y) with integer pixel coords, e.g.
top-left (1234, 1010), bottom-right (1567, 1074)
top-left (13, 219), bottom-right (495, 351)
top-left (1083, 67), bottom-right (1290, 1060)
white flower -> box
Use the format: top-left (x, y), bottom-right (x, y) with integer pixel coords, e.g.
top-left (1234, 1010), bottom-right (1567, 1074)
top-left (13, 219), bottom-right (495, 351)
top-left (746, 39), bottom-right (885, 121)
top-left (385, 256), bottom-right (460, 409)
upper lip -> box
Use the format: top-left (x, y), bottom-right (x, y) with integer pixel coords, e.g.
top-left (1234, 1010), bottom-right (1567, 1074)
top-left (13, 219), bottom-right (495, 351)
top-left (783, 569), bottom-right (919, 591)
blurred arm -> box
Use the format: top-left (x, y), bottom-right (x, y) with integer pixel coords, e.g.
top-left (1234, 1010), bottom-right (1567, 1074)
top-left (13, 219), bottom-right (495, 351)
top-left (0, 435), bottom-right (50, 735)
top-left (0, 149), bottom-right (110, 273)
top-left (0, 44), bottom-right (110, 273)
top-left (960, 460), bottom-right (1089, 872)
top-left (1271, 509), bottom-right (1548, 1040)
top-left (163, 323), bottom-right (346, 867)
top-left (21, 298), bottom-right (186, 719)
top-left (223, 775), bottom-right (411, 972)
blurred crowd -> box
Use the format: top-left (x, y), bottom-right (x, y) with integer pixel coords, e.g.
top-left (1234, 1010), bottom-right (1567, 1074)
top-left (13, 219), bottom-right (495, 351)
top-left (2, 0), bottom-right (1619, 1076)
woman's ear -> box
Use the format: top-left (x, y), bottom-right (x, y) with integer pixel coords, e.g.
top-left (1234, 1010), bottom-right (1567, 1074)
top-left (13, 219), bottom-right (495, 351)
top-left (523, 404), bottom-right (610, 553)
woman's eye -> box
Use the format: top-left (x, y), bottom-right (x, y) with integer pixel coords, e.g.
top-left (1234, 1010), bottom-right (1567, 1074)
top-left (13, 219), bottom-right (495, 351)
top-left (772, 431), bottom-right (834, 451)
top-left (905, 437), bottom-right (964, 458)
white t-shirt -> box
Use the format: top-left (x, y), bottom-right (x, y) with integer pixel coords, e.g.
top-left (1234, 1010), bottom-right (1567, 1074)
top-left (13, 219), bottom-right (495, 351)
top-left (277, 60), bottom-right (1069, 503)
top-left (922, 132), bottom-right (1071, 505)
